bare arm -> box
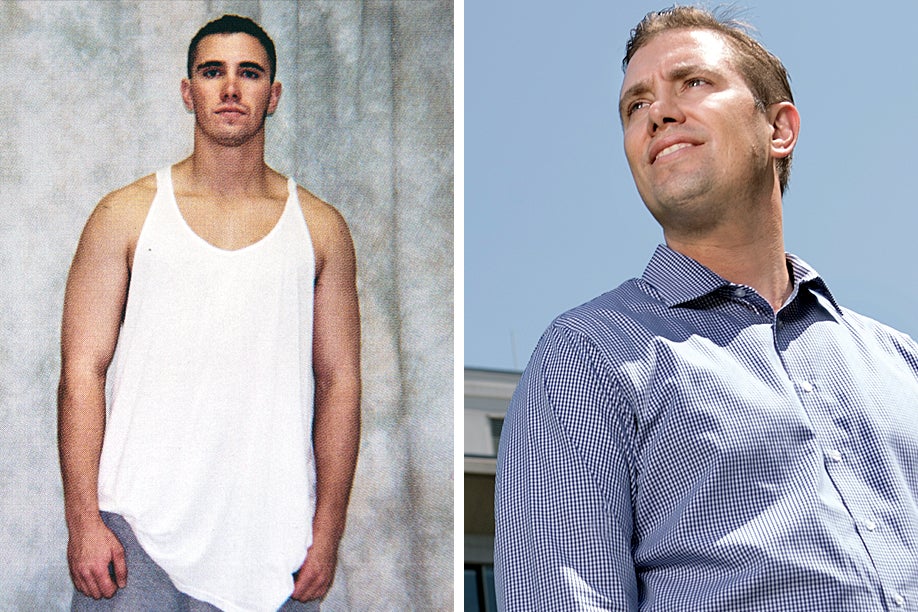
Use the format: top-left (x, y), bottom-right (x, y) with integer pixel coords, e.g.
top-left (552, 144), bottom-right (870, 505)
top-left (58, 186), bottom-right (147, 599)
top-left (293, 197), bottom-right (361, 602)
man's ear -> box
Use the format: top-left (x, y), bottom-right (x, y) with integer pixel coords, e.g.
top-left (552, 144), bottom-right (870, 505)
top-left (180, 78), bottom-right (194, 113)
top-left (768, 101), bottom-right (799, 160)
top-left (267, 81), bottom-right (282, 116)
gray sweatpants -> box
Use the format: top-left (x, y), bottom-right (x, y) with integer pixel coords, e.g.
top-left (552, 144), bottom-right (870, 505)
top-left (70, 512), bottom-right (320, 612)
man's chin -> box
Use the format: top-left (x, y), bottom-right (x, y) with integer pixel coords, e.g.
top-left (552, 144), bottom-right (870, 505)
top-left (642, 183), bottom-right (722, 227)
top-left (644, 184), bottom-right (707, 210)
top-left (197, 119), bottom-right (263, 148)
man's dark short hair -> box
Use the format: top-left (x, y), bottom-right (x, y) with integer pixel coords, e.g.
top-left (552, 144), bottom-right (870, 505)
top-left (623, 6), bottom-right (795, 194)
top-left (187, 14), bottom-right (277, 83)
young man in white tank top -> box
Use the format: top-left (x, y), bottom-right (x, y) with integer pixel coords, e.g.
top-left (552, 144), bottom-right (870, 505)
top-left (58, 15), bottom-right (361, 611)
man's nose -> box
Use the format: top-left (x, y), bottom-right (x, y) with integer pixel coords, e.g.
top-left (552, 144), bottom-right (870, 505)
top-left (222, 77), bottom-right (240, 100)
top-left (648, 95), bottom-right (684, 133)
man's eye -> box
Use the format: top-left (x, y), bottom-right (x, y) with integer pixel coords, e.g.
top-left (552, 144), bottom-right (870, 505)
top-left (202, 69), bottom-right (220, 78)
top-left (687, 78), bottom-right (708, 87)
top-left (628, 101), bottom-right (649, 116)
top-left (242, 70), bottom-right (260, 79)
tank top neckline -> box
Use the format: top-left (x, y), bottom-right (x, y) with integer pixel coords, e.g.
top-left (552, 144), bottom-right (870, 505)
top-left (161, 165), bottom-right (296, 255)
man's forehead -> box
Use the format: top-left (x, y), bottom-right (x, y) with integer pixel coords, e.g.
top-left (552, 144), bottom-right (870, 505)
top-left (620, 28), bottom-right (734, 93)
top-left (194, 32), bottom-right (267, 64)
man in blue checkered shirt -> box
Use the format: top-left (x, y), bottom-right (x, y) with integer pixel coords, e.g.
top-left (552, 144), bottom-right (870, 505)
top-left (495, 6), bottom-right (918, 611)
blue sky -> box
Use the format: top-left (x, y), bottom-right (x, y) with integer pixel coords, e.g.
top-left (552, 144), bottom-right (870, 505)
top-left (465, 1), bottom-right (918, 371)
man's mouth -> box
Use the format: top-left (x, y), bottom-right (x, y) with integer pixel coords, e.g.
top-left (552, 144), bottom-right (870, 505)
top-left (653, 142), bottom-right (693, 163)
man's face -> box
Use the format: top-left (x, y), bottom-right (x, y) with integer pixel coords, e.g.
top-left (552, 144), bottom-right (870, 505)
top-left (181, 32), bottom-right (281, 147)
top-left (619, 29), bottom-right (775, 233)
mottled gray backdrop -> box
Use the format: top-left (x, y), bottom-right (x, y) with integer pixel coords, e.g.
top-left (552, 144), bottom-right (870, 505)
top-left (0, 1), bottom-right (453, 609)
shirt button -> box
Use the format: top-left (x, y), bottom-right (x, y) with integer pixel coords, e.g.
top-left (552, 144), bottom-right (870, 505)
top-left (864, 520), bottom-right (877, 532)
top-left (894, 594), bottom-right (905, 607)
top-left (733, 287), bottom-right (747, 298)
top-left (799, 380), bottom-right (814, 393)
top-left (827, 449), bottom-right (842, 463)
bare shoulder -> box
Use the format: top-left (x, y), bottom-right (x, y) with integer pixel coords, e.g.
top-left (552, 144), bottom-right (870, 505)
top-left (296, 185), bottom-right (355, 268)
top-left (77, 173), bottom-right (158, 268)
top-left (88, 174), bottom-right (157, 237)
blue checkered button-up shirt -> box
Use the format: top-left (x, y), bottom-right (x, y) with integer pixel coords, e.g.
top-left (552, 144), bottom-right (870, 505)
top-left (495, 245), bottom-right (918, 611)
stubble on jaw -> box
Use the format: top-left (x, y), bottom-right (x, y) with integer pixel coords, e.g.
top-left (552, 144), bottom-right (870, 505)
top-left (195, 107), bottom-right (270, 148)
top-left (639, 126), bottom-right (773, 241)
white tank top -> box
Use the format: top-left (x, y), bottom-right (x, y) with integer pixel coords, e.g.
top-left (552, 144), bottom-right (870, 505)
top-left (98, 166), bottom-right (316, 612)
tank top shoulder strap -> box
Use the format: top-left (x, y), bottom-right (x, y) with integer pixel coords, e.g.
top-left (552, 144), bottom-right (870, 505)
top-left (133, 166), bottom-right (183, 257)
top-left (155, 166), bottom-right (173, 200)
top-left (279, 176), bottom-right (315, 273)
top-left (284, 176), bottom-right (310, 238)
top-left (145, 166), bottom-right (175, 221)
top-left (284, 176), bottom-right (299, 221)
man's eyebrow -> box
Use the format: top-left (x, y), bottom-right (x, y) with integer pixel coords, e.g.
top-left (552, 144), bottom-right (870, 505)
top-left (239, 61), bottom-right (266, 73)
top-left (667, 64), bottom-right (711, 82)
top-left (194, 60), bottom-right (266, 73)
top-left (195, 60), bottom-right (225, 73)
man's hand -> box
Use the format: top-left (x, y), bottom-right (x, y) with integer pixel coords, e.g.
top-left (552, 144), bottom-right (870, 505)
top-left (291, 539), bottom-right (339, 603)
top-left (67, 520), bottom-right (127, 599)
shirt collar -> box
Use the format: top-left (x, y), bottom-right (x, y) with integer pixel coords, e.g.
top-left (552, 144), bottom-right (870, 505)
top-left (785, 252), bottom-right (844, 317)
top-left (642, 244), bottom-right (844, 316)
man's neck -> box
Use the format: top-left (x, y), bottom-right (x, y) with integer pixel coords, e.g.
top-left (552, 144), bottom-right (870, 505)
top-left (181, 129), bottom-right (271, 197)
top-left (664, 209), bottom-right (792, 313)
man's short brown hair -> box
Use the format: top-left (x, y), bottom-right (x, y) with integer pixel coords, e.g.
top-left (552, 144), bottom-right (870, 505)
top-left (623, 6), bottom-right (795, 194)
